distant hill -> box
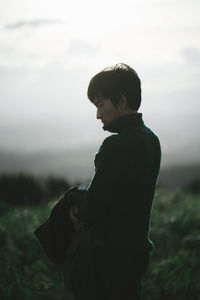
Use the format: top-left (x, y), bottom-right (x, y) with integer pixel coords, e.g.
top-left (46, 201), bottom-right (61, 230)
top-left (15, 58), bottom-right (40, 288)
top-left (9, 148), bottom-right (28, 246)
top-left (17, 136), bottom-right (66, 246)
top-left (0, 146), bottom-right (96, 183)
top-left (0, 148), bottom-right (200, 188)
top-left (159, 164), bottom-right (200, 189)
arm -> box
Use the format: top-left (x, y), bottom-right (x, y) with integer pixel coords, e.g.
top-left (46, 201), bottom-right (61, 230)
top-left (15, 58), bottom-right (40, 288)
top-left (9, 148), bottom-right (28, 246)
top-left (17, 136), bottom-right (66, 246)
top-left (79, 135), bottom-right (121, 224)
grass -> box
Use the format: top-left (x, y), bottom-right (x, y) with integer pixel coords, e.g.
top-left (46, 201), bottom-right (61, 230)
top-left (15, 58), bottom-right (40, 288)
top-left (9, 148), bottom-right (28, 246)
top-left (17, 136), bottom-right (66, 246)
top-left (0, 202), bottom-right (70, 300)
top-left (143, 190), bottom-right (200, 299)
top-left (0, 189), bottom-right (200, 299)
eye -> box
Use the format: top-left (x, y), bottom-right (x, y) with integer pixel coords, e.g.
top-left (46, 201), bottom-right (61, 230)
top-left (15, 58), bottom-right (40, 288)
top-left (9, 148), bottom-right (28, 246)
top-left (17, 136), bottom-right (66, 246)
top-left (97, 102), bottom-right (104, 108)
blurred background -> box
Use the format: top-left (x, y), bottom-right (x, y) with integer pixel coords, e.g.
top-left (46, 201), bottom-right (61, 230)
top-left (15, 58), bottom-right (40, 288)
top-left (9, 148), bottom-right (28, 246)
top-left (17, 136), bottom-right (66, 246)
top-left (0, 0), bottom-right (200, 186)
top-left (0, 1), bottom-right (200, 299)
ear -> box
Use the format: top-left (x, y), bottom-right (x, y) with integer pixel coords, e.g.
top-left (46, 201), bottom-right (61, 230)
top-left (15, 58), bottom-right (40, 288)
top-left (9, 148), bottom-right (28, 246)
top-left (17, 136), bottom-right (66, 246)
top-left (119, 95), bottom-right (128, 109)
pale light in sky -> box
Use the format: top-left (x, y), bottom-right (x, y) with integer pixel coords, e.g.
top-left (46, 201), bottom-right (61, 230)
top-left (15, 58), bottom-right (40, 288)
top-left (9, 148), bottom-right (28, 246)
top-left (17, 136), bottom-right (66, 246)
top-left (0, 0), bottom-right (200, 170)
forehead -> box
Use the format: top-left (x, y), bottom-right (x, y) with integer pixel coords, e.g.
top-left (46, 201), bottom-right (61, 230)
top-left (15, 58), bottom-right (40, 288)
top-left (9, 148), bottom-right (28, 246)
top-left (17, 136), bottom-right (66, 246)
top-left (93, 96), bottom-right (106, 106)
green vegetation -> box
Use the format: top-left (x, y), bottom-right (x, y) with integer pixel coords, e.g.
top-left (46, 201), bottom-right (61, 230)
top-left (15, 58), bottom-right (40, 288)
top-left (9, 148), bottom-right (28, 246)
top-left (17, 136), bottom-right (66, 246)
top-left (143, 190), bottom-right (200, 299)
top-left (0, 174), bottom-right (70, 206)
top-left (0, 174), bottom-right (199, 299)
top-left (0, 202), bottom-right (69, 300)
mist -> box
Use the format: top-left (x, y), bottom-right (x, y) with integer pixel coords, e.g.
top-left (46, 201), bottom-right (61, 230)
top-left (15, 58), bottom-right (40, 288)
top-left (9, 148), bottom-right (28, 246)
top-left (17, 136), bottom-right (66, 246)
top-left (0, 0), bottom-right (200, 183)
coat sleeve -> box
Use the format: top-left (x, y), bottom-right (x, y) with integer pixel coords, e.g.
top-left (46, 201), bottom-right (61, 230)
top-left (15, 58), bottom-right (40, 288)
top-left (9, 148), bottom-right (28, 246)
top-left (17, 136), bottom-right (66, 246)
top-left (79, 135), bottom-right (121, 224)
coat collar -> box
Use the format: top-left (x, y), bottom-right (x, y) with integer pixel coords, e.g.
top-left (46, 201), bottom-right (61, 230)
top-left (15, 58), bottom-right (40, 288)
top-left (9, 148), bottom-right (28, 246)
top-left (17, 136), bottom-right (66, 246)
top-left (103, 113), bottom-right (144, 133)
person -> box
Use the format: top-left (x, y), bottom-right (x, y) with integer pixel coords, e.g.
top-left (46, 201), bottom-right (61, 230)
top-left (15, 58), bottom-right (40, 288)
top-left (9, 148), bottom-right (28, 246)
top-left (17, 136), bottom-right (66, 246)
top-left (70, 63), bottom-right (161, 300)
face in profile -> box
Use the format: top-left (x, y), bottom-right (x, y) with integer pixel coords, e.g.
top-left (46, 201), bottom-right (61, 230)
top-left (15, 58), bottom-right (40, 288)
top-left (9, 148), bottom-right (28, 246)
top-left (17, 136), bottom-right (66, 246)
top-left (93, 96), bottom-right (125, 126)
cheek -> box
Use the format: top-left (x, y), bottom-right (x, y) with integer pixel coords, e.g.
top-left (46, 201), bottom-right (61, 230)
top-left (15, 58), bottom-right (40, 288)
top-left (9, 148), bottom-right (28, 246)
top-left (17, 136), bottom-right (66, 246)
top-left (106, 108), bottom-right (114, 118)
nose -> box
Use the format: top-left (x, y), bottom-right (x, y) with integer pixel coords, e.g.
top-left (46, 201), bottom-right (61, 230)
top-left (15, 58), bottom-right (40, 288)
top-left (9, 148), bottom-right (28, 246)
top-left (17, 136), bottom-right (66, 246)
top-left (96, 108), bottom-right (101, 119)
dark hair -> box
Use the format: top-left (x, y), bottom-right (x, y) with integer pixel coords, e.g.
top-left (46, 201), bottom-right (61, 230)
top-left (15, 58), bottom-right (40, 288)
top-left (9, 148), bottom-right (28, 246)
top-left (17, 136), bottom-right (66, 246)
top-left (87, 63), bottom-right (141, 110)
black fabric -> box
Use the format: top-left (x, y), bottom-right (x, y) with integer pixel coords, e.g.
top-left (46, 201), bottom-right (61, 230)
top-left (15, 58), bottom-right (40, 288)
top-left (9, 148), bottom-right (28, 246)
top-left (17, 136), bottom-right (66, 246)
top-left (80, 113), bottom-right (161, 256)
top-left (64, 239), bottom-right (149, 300)
top-left (93, 247), bottom-right (149, 300)
top-left (34, 187), bottom-right (85, 265)
top-left (63, 226), bottom-right (97, 299)
top-left (79, 113), bottom-right (161, 299)
top-left (103, 112), bottom-right (144, 133)
top-left (34, 113), bottom-right (161, 299)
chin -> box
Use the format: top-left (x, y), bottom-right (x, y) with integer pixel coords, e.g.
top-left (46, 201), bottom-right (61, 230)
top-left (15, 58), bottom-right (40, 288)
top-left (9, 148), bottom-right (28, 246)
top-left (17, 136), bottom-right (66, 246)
top-left (103, 120), bottom-right (112, 125)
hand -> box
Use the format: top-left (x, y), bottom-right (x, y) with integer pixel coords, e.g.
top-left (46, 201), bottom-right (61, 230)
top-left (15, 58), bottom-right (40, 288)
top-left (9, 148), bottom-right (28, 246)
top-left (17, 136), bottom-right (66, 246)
top-left (69, 205), bottom-right (83, 232)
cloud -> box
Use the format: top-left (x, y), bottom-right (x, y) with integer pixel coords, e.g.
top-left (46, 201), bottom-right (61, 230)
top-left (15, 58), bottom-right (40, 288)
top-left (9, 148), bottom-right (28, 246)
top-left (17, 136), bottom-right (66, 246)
top-left (5, 19), bottom-right (63, 30)
top-left (182, 47), bottom-right (200, 65)
top-left (67, 39), bottom-right (99, 57)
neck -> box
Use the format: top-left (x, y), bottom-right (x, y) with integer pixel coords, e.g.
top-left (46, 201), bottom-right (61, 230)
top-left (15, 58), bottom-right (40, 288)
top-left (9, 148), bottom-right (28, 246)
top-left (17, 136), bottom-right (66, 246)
top-left (118, 109), bottom-right (137, 117)
top-left (103, 112), bottom-right (143, 133)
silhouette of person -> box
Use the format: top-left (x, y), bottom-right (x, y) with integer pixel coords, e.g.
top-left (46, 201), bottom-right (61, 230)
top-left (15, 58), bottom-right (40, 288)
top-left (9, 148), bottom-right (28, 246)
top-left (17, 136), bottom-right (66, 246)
top-left (70, 63), bottom-right (161, 300)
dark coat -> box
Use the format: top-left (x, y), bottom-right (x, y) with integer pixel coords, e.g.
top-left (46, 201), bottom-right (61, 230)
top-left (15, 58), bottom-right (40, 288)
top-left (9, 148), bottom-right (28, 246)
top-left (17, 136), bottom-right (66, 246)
top-left (34, 187), bottom-right (85, 265)
top-left (34, 113), bottom-right (161, 299)
top-left (80, 113), bottom-right (161, 262)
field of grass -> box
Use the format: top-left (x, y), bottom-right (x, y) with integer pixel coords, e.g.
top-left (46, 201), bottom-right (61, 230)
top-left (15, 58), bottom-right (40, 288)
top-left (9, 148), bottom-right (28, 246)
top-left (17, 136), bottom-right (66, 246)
top-left (0, 189), bottom-right (199, 299)
top-left (143, 190), bottom-right (200, 299)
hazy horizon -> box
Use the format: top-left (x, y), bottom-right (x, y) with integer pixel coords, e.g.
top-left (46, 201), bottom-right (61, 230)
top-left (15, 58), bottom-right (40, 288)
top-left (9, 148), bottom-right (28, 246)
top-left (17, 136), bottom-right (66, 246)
top-left (1, 0), bottom-right (200, 177)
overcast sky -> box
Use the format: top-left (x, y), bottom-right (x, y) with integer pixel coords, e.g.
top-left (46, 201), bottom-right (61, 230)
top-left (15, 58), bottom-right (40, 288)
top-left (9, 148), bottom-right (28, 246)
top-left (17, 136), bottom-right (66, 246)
top-left (0, 0), bottom-right (200, 167)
